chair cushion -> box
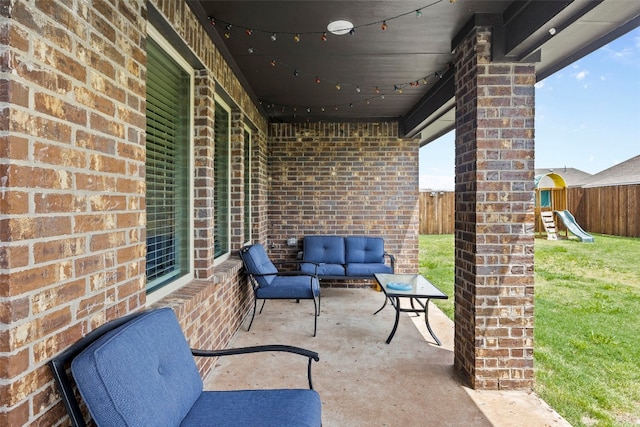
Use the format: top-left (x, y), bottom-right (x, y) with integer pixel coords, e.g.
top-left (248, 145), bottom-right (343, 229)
top-left (256, 275), bottom-right (320, 299)
top-left (303, 236), bottom-right (345, 264)
top-left (242, 244), bottom-right (278, 287)
top-left (300, 262), bottom-right (346, 276)
top-left (181, 389), bottom-right (322, 427)
top-left (345, 236), bottom-right (385, 264)
top-left (71, 308), bottom-right (203, 427)
top-left (346, 262), bottom-right (393, 276)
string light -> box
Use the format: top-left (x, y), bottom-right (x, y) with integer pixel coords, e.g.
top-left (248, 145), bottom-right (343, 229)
top-left (270, 32), bottom-right (277, 41)
top-left (315, 77), bottom-right (321, 84)
top-left (293, 69), bottom-right (299, 76)
top-left (209, 1), bottom-right (449, 40)
top-left (248, 47), bottom-right (254, 54)
top-left (270, 59), bottom-right (276, 66)
top-left (294, 34), bottom-right (301, 42)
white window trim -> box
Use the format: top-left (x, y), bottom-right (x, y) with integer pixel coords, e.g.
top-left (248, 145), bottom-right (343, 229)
top-left (243, 124), bottom-right (252, 246)
top-left (214, 95), bottom-right (232, 265)
top-left (146, 24), bottom-right (195, 305)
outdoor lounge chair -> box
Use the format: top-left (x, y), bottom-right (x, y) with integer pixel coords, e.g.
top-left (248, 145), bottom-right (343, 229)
top-left (239, 243), bottom-right (321, 336)
top-left (48, 307), bottom-right (322, 427)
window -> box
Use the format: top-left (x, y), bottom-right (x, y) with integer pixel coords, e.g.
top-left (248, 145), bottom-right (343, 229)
top-left (145, 27), bottom-right (194, 300)
top-left (214, 99), bottom-right (230, 261)
top-left (244, 127), bottom-right (252, 244)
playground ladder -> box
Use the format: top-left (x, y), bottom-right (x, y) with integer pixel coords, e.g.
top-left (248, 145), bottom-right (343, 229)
top-left (540, 211), bottom-right (557, 240)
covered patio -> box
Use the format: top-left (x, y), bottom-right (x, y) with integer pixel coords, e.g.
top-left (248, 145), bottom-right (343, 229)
top-left (1, 0), bottom-right (639, 425)
top-left (204, 287), bottom-right (570, 426)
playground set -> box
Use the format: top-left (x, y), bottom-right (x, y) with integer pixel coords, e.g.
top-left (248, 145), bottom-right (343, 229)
top-left (534, 172), bottom-right (594, 243)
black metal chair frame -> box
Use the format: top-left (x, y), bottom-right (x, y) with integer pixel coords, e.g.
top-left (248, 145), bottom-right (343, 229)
top-left (239, 245), bottom-right (321, 336)
top-left (48, 311), bottom-right (320, 427)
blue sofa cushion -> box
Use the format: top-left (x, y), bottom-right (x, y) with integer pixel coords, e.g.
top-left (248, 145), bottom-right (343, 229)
top-left (256, 275), bottom-right (320, 299)
top-left (71, 308), bottom-right (202, 427)
top-left (303, 236), bottom-right (345, 264)
top-left (181, 389), bottom-right (322, 427)
top-left (345, 236), bottom-right (386, 264)
top-left (242, 243), bottom-right (278, 287)
top-left (300, 262), bottom-right (346, 277)
top-left (346, 262), bottom-right (393, 276)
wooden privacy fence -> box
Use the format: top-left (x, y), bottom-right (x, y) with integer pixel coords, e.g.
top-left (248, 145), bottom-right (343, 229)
top-left (419, 185), bottom-right (639, 238)
top-left (419, 191), bottom-right (454, 235)
top-left (568, 184), bottom-right (639, 238)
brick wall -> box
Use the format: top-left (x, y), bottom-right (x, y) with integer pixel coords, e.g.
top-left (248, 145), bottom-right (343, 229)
top-left (0, 0), bottom-right (262, 424)
top-left (267, 122), bottom-right (419, 279)
top-left (453, 27), bottom-right (535, 390)
top-left (0, 1), bottom-right (148, 424)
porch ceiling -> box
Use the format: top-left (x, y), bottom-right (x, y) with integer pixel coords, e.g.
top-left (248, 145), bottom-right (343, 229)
top-left (187, 1), bottom-right (640, 139)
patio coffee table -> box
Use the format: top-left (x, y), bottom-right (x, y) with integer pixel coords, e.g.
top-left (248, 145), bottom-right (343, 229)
top-left (374, 273), bottom-right (448, 345)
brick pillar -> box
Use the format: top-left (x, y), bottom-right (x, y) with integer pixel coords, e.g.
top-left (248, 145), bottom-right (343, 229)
top-left (453, 26), bottom-right (536, 389)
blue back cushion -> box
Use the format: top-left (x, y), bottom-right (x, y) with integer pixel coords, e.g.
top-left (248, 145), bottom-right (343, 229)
top-left (303, 236), bottom-right (345, 264)
top-left (345, 236), bottom-right (385, 263)
top-left (242, 243), bottom-right (278, 287)
top-left (71, 308), bottom-right (203, 427)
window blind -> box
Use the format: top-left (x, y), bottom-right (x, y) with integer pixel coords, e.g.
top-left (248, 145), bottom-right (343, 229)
top-left (145, 38), bottom-right (190, 292)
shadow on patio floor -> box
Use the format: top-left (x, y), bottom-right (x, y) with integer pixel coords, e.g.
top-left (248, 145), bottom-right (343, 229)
top-left (204, 287), bottom-right (570, 427)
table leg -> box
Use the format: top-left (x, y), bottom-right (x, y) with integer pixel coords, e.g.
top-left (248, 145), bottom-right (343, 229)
top-left (385, 297), bottom-right (400, 344)
top-left (373, 295), bottom-right (388, 315)
top-left (424, 298), bottom-right (442, 346)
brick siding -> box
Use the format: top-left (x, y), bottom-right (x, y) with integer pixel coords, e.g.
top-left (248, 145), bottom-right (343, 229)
top-left (453, 27), bottom-right (535, 390)
top-left (267, 122), bottom-right (420, 281)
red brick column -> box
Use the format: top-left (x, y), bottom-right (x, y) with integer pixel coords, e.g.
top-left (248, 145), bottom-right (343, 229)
top-left (453, 27), bottom-right (536, 389)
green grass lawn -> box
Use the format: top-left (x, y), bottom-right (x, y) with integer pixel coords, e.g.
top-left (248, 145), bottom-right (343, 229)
top-left (419, 234), bottom-right (640, 427)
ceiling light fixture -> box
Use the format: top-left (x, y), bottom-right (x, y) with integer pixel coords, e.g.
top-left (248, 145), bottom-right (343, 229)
top-left (327, 20), bottom-right (354, 36)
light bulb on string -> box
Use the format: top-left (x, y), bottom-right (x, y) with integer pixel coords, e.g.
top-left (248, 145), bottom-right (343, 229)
top-left (209, 17), bottom-right (215, 26)
top-left (248, 47), bottom-right (254, 54)
top-left (294, 34), bottom-right (301, 42)
top-left (224, 32), bottom-right (230, 39)
top-left (293, 69), bottom-right (299, 76)
top-left (356, 86), bottom-right (361, 93)
top-left (335, 83), bottom-right (341, 90)
top-left (416, 10), bottom-right (423, 17)
top-left (349, 28), bottom-right (355, 35)
top-left (270, 33), bottom-right (277, 41)
top-left (375, 87), bottom-right (380, 94)
top-left (381, 21), bottom-right (388, 31)
top-left (321, 32), bottom-right (327, 42)
top-left (270, 59), bottom-right (276, 66)
top-left (245, 29), bottom-right (252, 36)
top-left (315, 77), bottom-right (321, 84)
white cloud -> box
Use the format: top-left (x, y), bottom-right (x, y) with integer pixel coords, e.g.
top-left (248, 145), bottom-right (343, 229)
top-left (419, 174), bottom-right (454, 191)
top-left (575, 70), bottom-right (588, 81)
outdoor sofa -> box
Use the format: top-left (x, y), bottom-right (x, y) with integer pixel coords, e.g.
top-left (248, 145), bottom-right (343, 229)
top-left (300, 235), bottom-right (395, 280)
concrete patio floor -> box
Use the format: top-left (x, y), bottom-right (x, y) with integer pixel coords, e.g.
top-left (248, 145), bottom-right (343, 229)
top-left (204, 287), bottom-right (571, 427)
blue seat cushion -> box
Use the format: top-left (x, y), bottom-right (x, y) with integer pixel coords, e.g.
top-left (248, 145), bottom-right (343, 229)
top-left (71, 308), bottom-right (203, 427)
top-left (345, 236), bottom-right (386, 264)
top-left (181, 389), bottom-right (322, 427)
top-left (303, 236), bottom-right (345, 264)
top-left (256, 275), bottom-right (320, 299)
top-left (242, 244), bottom-right (278, 287)
top-left (346, 262), bottom-right (393, 276)
top-left (300, 262), bottom-right (346, 276)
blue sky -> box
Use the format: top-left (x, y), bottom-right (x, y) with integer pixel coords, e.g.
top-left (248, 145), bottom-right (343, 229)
top-left (419, 27), bottom-right (640, 191)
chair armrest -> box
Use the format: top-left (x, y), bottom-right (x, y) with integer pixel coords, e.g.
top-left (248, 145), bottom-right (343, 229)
top-left (192, 345), bottom-right (320, 389)
top-left (384, 252), bottom-right (396, 272)
top-left (250, 271), bottom-right (317, 278)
